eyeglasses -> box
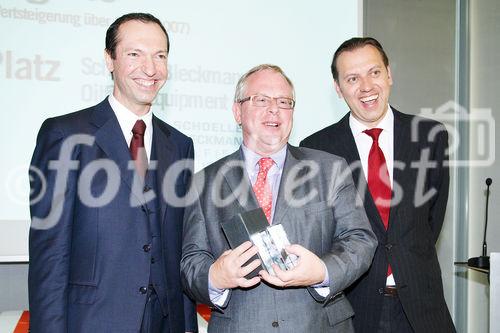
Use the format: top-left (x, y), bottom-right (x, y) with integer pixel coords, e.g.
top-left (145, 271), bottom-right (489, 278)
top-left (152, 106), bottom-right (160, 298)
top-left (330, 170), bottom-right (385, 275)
top-left (238, 94), bottom-right (295, 109)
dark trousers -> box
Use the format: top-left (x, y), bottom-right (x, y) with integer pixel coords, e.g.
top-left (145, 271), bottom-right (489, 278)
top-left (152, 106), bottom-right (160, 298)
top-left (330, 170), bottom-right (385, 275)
top-left (378, 294), bottom-right (414, 333)
top-left (140, 290), bottom-right (169, 333)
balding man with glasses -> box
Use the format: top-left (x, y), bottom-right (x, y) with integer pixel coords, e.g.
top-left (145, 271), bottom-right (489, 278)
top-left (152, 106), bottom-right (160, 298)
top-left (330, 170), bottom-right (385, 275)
top-left (181, 64), bottom-right (377, 333)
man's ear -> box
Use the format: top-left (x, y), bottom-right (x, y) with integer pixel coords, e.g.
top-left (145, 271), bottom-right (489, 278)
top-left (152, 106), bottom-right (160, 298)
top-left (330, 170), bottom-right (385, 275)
top-left (104, 49), bottom-right (114, 73)
top-left (387, 65), bottom-right (393, 86)
top-left (232, 102), bottom-right (242, 126)
top-left (334, 80), bottom-right (343, 99)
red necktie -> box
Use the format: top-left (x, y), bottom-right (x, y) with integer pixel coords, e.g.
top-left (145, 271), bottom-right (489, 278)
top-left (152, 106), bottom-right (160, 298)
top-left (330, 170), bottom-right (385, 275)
top-left (253, 157), bottom-right (274, 223)
top-left (364, 128), bottom-right (392, 276)
top-left (130, 120), bottom-right (148, 179)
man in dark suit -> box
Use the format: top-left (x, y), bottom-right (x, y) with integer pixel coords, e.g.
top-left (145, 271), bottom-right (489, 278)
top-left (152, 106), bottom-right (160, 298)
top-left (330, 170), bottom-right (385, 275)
top-left (181, 64), bottom-right (377, 332)
top-left (29, 13), bottom-right (197, 333)
top-left (300, 37), bottom-right (456, 332)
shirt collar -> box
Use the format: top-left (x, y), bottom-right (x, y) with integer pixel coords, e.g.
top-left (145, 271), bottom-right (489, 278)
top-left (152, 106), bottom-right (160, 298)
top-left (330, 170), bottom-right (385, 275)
top-left (349, 104), bottom-right (394, 137)
top-left (108, 94), bottom-right (153, 132)
top-left (241, 144), bottom-right (287, 174)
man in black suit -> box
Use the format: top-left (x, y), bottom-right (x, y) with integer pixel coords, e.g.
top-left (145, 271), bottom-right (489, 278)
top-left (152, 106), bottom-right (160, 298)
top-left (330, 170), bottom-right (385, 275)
top-left (300, 37), bottom-right (456, 332)
top-left (29, 13), bottom-right (197, 332)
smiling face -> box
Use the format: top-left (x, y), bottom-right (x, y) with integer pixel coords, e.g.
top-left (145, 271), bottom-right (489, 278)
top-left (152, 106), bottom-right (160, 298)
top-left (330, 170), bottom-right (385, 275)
top-left (233, 69), bottom-right (294, 156)
top-left (105, 20), bottom-right (168, 116)
top-left (334, 45), bottom-right (393, 128)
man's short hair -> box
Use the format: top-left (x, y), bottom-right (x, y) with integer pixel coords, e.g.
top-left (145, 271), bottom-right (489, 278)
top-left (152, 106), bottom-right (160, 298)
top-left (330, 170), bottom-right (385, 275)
top-left (105, 13), bottom-right (169, 59)
top-left (234, 64), bottom-right (295, 102)
top-left (331, 37), bottom-right (389, 81)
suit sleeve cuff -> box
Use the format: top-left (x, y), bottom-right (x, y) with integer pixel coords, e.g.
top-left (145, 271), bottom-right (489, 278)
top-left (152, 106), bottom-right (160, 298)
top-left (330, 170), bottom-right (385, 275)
top-left (310, 261), bottom-right (330, 297)
top-left (208, 269), bottom-right (230, 307)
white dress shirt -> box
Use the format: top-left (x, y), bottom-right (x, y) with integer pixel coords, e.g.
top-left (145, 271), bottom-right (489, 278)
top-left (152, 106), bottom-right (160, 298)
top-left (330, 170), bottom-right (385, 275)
top-left (242, 144), bottom-right (286, 223)
top-left (108, 94), bottom-right (153, 162)
top-left (349, 106), bottom-right (396, 286)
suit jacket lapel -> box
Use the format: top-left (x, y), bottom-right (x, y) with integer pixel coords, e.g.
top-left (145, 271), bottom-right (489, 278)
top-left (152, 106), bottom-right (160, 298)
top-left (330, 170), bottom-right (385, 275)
top-left (222, 149), bottom-right (259, 212)
top-left (91, 99), bottom-right (143, 202)
top-left (335, 114), bottom-right (365, 187)
top-left (273, 144), bottom-right (320, 226)
top-left (390, 109), bottom-right (412, 228)
top-left (152, 116), bottom-right (176, 225)
top-left (272, 145), bottom-right (299, 225)
top-left (336, 114), bottom-right (387, 235)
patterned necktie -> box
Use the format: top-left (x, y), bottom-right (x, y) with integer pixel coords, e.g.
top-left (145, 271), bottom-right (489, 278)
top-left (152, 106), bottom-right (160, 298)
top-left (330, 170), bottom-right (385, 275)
top-left (364, 128), bottom-right (392, 276)
top-left (130, 120), bottom-right (148, 179)
top-left (253, 157), bottom-right (274, 223)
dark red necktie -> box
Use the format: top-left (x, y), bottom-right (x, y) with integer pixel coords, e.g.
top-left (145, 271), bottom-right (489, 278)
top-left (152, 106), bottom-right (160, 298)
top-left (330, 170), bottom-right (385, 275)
top-left (130, 120), bottom-right (148, 179)
top-left (253, 157), bottom-right (274, 223)
top-left (364, 128), bottom-right (392, 276)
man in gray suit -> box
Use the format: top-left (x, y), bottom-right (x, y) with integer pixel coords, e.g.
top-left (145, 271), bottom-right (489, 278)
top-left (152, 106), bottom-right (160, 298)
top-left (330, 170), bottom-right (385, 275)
top-left (181, 64), bottom-right (377, 332)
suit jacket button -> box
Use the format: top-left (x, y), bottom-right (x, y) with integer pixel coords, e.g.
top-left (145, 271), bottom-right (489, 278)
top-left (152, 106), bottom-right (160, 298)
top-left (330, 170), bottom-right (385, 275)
top-left (272, 321), bottom-right (279, 327)
top-left (139, 286), bottom-right (148, 294)
top-left (385, 244), bottom-right (393, 250)
top-left (143, 244), bottom-right (151, 252)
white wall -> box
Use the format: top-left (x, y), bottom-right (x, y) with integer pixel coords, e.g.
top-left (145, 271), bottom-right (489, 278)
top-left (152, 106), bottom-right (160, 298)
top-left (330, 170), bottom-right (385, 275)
top-left (468, 1), bottom-right (500, 332)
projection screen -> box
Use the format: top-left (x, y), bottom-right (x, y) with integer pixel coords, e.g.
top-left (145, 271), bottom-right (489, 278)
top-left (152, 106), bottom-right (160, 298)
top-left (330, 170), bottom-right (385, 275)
top-left (0, 0), bottom-right (362, 261)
